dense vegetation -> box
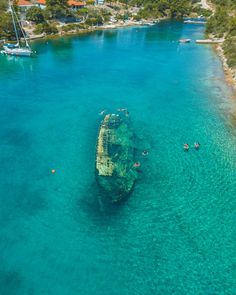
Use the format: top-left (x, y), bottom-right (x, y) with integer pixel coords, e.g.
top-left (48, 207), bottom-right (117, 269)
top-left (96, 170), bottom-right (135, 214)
top-left (0, 13), bottom-right (16, 40)
top-left (45, 0), bottom-right (70, 19)
top-left (26, 7), bottom-right (46, 24)
top-left (206, 0), bottom-right (236, 68)
top-left (0, 0), bottom-right (21, 40)
top-left (119, 0), bottom-right (193, 19)
top-left (0, 0), bottom-right (8, 11)
top-left (210, 0), bottom-right (236, 8)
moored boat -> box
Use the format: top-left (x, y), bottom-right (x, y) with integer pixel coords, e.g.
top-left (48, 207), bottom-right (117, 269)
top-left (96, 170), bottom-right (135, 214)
top-left (2, 44), bottom-right (32, 57)
top-left (179, 38), bottom-right (191, 43)
top-left (95, 113), bottom-right (138, 202)
top-left (1, 1), bottom-right (33, 57)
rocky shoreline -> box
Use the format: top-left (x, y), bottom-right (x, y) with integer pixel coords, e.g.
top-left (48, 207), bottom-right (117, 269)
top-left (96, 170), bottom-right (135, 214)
top-left (26, 19), bottom-right (161, 42)
top-left (202, 0), bottom-right (236, 93)
top-left (215, 44), bottom-right (236, 92)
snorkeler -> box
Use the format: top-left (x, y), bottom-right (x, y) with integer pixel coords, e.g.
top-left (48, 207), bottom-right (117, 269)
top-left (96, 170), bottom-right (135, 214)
top-left (184, 143), bottom-right (189, 151)
top-left (142, 150), bottom-right (149, 156)
top-left (117, 108), bottom-right (127, 112)
top-left (194, 142), bottom-right (200, 149)
top-left (99, 110), bottom-right (106, 115)
top-left (133, 162), bottom-right (141, 167)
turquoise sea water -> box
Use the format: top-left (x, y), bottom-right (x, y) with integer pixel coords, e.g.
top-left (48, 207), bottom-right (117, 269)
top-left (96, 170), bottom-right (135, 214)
top-left (0, 21), bottom-right (235, 294)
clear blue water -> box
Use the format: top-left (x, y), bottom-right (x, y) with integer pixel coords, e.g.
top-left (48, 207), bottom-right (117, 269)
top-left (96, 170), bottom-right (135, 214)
top-left (0, 21), bottom-right (235, 294)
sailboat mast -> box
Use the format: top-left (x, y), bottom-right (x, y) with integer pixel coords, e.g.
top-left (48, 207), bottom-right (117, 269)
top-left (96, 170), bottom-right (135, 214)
top-left (13, 8), bottom-right (31, 49)
top-left (9, 0), bottom-right (19, 45)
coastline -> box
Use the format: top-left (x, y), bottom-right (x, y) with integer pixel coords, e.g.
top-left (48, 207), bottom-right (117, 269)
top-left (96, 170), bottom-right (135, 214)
top-left (215, 44), bottom-right (236, 92)
top-left (27, 19), bottom-right (161, 42)
top-left (23, 17), bottom-right (236, 95)
top-left (201, 0), bottom-right (236, 93)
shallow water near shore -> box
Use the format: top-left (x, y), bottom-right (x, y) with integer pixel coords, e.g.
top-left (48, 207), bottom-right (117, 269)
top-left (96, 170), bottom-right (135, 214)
top-left (0, 21), bottom-right (235, 294)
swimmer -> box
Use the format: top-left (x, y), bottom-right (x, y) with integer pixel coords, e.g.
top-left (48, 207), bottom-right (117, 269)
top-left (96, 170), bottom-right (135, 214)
top-left (99, 109), bottom-right (106, 115)
top-left (194, 142), bottom-right (200, 150)
top-left (142, 150), bottom-right (149, 156)
top-left (133, 162), bottom-right (141, 167)
top-left (184, 143), bottom-right (189, 151)
top-left (117, 108), bottom-right (127, 112)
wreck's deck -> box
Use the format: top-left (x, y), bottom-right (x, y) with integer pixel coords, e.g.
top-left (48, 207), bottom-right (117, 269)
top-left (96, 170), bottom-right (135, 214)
top-left (96, 114), bottom-right (118, 176)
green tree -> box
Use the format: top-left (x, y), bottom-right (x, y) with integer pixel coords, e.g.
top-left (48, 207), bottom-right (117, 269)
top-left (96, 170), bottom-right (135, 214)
top-left (206, 6), bottom-right (230, 36)
top-left (0, 0), bottom-right (8, 11)
top-left (228, 16), bottom-right (236, 36)
top-left (85, 15), bottom-right (103, 26)
top-left (45, 0), bottom-right (69, 19)
top-left (206, 1), bottom-right (236, 69)
top-left (26, 7), bottom-right (45, 24)
top-left (76, 8), bottom-right (88, 16)
top-left (130, 0), bottom-right (192, 19)
top-left (34, 22), bottom-right (58, 34)
top-left (87, 0), bottom-right (95, 4)
top-left (169, 0), bottom-right (191, 18)
top-left (157, 0), bottom-right (169, 14)
top-left (0, 12), bottom-right (16, 40)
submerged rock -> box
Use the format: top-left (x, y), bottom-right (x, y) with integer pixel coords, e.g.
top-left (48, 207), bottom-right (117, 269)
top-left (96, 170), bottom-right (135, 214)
top-left (95, 113), bottom-right (138, 202)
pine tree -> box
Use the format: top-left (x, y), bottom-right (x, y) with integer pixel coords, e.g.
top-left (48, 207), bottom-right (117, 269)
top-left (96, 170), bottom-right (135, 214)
top-left (45, 0), bottom-right (69, 19)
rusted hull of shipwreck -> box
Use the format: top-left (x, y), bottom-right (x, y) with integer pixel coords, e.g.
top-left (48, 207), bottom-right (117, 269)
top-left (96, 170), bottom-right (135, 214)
top-left (95, 113), bottom-right (138, 202)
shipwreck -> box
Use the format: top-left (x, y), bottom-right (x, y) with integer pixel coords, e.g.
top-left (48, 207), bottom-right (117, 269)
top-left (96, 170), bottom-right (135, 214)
top-left (95, 113), bottom-right (138, 202)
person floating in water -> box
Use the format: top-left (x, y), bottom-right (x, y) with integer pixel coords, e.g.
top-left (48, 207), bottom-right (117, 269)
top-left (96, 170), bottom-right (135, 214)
top-left (117, 108), bottom-right (127, 112)
top-left (142, 150), bottom-right (149, 156)
top-left (117, 108), bottom-right (129, 117)
top-left (184, 143), bottom-right (189, 151)
top-left (99, 109), bottom-right (106, 115)
top-left (194, 142), bottom-right (200, 150)
top-left (133, 162), bottom-right (141, 167)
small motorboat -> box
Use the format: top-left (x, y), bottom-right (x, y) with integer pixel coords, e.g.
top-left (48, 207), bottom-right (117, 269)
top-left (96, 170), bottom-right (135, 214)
top-left (179, 38), bottom-right (191, 43)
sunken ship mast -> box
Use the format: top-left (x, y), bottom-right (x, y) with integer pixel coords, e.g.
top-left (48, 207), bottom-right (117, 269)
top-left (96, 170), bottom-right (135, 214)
top-left (96, 113), bottom-right (138, 202)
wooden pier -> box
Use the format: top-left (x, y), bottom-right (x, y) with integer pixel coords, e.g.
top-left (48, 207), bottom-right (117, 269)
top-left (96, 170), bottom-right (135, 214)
top-left (196, 39), bottom-right (224, 44)
top-left (184, 20), bottom-right (206, 24)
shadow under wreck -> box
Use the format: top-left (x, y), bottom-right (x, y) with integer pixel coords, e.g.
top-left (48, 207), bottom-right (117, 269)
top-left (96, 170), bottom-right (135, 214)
top-left (95, 113), bottom-right (139, 203)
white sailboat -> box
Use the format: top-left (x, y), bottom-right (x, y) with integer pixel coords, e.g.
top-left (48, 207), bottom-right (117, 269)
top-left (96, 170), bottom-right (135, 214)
top-left (2, 1), bottom-right (33, 57)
